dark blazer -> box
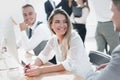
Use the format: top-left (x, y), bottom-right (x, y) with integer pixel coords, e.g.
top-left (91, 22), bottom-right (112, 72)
top-left (56, 0), bottom-right (73, 16)
top-left (44, 0), bottom-right (55, 20)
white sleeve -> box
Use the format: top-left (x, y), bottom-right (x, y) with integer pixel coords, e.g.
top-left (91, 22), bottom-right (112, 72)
top-left (38, 38), bottom-right (55, 64)
top-left (70, 13), bottom-right (76, 23)
top-left (61, 31), bottom-right (92, 77)
top-left (61, 32), bottom-right (85, 70)
top-left (74, 7), bottom-right (89, 24)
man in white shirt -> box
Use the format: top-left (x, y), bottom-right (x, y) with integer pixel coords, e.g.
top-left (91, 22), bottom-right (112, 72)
top-left (88, 0), bottom-right (119, 55)
top-left (18, 4), bottom-right (51, 58)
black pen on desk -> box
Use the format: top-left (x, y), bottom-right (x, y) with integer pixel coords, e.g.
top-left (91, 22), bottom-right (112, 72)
top-left (21, 60), bottom-right (31, 69)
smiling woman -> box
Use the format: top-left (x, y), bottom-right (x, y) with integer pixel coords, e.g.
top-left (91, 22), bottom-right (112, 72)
top-left (50, 13), bottom-right (68, 42)
top-left (24, 8), bottom-right (93, 79)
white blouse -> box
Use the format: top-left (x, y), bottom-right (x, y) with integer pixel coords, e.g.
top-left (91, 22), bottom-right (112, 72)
top-left (70, 7), bottom-right (89, 24)
top-left (38, 31), bottom-right (93, 78)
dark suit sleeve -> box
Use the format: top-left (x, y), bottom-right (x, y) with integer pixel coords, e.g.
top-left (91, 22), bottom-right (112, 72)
top-left (44, 2), bottom-right (49, 14)
top-left (44, 1), bottom-right (53, 19)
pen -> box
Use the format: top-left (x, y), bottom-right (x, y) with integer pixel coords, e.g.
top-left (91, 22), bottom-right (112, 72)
top-left (21, 60), bottom-right (31, 69)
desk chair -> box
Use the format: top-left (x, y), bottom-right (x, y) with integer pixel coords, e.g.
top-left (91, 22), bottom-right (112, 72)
top-left (33, 40), bottom-right (48, 56)
top-left (34, 40), bottom-right (56, 64)
top-left (89, 50), bottom-right (111, 66)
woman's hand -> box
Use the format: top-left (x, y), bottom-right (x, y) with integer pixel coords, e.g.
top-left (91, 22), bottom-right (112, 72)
top-left (25, 65), bottom-right (42, 77)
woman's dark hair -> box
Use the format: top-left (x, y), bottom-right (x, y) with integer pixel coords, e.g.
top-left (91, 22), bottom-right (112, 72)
top-left (83, 0), bottom-right (87, 3)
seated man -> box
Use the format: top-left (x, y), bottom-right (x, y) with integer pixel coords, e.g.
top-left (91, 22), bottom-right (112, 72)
top-left (18, 4), bottom-right (56, 64)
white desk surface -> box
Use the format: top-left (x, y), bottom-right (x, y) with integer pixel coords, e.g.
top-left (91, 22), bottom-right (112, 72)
top-left (0, 51), bottom-right (85, 80)
top-left (28, 71), bottom-right (84, 80)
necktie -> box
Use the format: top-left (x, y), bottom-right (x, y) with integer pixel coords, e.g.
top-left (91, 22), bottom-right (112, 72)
top-left (28, 28), bottom-right (32, 38)
top-left (28, 21), bottom-right (42, 38)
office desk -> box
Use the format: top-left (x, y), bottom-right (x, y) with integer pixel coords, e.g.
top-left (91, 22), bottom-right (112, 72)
top-left (0, 53), bottom-right (84, 80)
top-left (28, 71), bottom-right (84, 80)
top-left (18, 52), bottom-right (85, 80)
top-left (19, 54), bottom-right (85, 80)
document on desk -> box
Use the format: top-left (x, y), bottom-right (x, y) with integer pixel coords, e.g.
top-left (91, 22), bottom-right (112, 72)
top-left (34, 71), bottom-right (84, 80)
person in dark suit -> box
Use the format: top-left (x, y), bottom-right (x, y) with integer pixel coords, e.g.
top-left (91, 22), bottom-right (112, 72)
top-left (56, 0), bottom-right (74, 16)
top-left (44, 0), bottom-right (56, 20)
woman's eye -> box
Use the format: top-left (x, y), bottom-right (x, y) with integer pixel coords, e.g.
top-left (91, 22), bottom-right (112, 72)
top-left (23, 14), bottom-right (27, 17)
top-left (64, 21), bottom-right (68, 23)
top-left (55, 21), bottom-right (59, 23)
top-left (29, 12), bottom-right (33, 16)
top-left (54, 20), bottom-right (67, 24)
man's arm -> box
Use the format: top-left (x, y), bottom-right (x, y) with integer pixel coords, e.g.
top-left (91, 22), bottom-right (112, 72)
top-left (19, 22), bottom-right (27, 31)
